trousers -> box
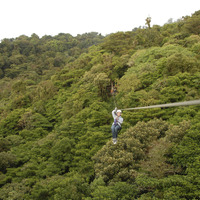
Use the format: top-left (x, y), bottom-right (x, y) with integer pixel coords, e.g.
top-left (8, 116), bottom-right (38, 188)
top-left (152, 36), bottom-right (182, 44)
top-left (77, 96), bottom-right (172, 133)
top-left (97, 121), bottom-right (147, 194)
top-left (111, 124), bottom-right (121, 139)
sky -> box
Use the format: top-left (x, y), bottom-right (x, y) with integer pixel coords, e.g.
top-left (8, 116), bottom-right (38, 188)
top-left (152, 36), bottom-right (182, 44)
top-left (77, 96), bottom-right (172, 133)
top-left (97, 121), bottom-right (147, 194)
top-left (0, 0), bottom-right (200, 40)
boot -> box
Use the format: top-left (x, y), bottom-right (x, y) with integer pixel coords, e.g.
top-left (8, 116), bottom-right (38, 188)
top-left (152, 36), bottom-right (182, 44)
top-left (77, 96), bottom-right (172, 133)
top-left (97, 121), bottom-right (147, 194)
top-left (112, 138), bottom-right (117, 144)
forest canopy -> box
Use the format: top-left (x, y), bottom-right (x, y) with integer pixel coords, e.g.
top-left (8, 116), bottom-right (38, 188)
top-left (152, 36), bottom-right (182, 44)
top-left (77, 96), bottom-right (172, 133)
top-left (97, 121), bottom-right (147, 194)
top-left (0, 11), bottom-right (200, 200)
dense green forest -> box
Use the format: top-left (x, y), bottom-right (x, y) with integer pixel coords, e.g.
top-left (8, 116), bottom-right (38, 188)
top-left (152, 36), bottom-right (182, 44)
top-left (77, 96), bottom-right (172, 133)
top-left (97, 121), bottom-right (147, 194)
top-left (0, 10), bottom-right (200, 200)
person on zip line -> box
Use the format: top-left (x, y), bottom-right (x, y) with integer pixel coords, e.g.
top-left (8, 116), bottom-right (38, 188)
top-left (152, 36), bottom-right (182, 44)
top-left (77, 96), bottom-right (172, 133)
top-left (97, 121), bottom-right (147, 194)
top-left (111, 107), bottom-right (123, 144)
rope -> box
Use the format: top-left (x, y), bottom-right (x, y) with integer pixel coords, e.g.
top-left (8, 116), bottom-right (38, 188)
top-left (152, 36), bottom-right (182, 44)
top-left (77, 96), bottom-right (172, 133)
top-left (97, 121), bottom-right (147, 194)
top-left (120, 99), bottom-right (200, 111)
top-left (112, 93), bottom-right (117, 108)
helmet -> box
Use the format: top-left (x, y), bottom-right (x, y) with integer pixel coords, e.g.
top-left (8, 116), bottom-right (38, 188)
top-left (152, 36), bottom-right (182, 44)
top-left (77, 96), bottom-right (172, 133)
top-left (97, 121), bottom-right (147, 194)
top-left (117, 110), bottom-right (122, 113)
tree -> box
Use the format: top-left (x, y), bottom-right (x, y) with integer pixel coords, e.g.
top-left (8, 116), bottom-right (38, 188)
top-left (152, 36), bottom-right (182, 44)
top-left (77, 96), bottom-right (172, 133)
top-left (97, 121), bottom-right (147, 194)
top-left (93, 119), bottom-right (170, 183)
top-left (0, 152), bottom-right (16, 173)
top-left (94, 72), bottom-right (110, 98)
top-left (145, 17), bottom-right (152, 29)
top-left (183, 12), bottom-right (200, 34)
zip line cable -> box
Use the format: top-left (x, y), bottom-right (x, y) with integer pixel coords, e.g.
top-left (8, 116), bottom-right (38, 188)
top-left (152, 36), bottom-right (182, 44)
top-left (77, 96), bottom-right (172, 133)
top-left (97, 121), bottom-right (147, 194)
top-left (112, 93), bottom-right (117, 108)
top-left (120, 99), bottom-right (200, 111)
top-left (111, 83), bottom-right (118, 108)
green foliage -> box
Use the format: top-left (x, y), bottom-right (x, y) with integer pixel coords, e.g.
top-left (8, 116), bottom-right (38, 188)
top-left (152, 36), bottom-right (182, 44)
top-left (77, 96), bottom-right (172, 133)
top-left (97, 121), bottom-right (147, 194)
top-left (101, 32), bottom-right (135, 55)
top-left (94, 120), bottom-right (164, 180)
top-left (0, 11), bottom-right (200, 199)
top-left (87, 177), bottom-right (138, 200)
top-left (50, 137), bottom-right (74, 172)
top-left (0, 138), bottom-right (10, 152)
top-left (29, 174), bottom-right (89, 200)
top-left (0, 181), bottom-right (30, 200)
top-left (0, 152), bottom-right (16, 173)
top-left (183, 11), bottom-right (200, 35)
top-left (0, 109), bottom-right (24, 136)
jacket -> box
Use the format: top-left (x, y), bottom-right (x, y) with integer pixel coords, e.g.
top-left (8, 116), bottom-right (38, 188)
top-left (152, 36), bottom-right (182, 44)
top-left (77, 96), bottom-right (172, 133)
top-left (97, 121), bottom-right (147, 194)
top-left (112, 110), bottom-right (123, 127)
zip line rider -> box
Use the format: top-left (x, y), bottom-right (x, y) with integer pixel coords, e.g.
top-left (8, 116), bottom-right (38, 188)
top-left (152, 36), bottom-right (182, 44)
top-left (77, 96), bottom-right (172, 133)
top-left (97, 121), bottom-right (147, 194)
top-left (111, 107), bottom-right (123, 144)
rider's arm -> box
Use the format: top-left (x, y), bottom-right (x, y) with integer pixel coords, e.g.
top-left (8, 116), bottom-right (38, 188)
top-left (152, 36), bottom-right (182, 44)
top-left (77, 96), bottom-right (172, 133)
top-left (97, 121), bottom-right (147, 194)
top-left (112, 108), bottom-right (117, 119)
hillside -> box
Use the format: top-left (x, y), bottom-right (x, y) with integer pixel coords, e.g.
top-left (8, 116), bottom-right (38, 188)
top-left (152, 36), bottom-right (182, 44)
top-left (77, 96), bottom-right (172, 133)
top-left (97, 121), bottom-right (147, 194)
top-left (0, 11), bottom-right (200, 199)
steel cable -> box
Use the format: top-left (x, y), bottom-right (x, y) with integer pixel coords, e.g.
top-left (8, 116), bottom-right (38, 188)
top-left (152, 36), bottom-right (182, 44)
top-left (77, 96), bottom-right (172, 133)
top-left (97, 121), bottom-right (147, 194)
top-left (120, 99), bottom-right (200, 111)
